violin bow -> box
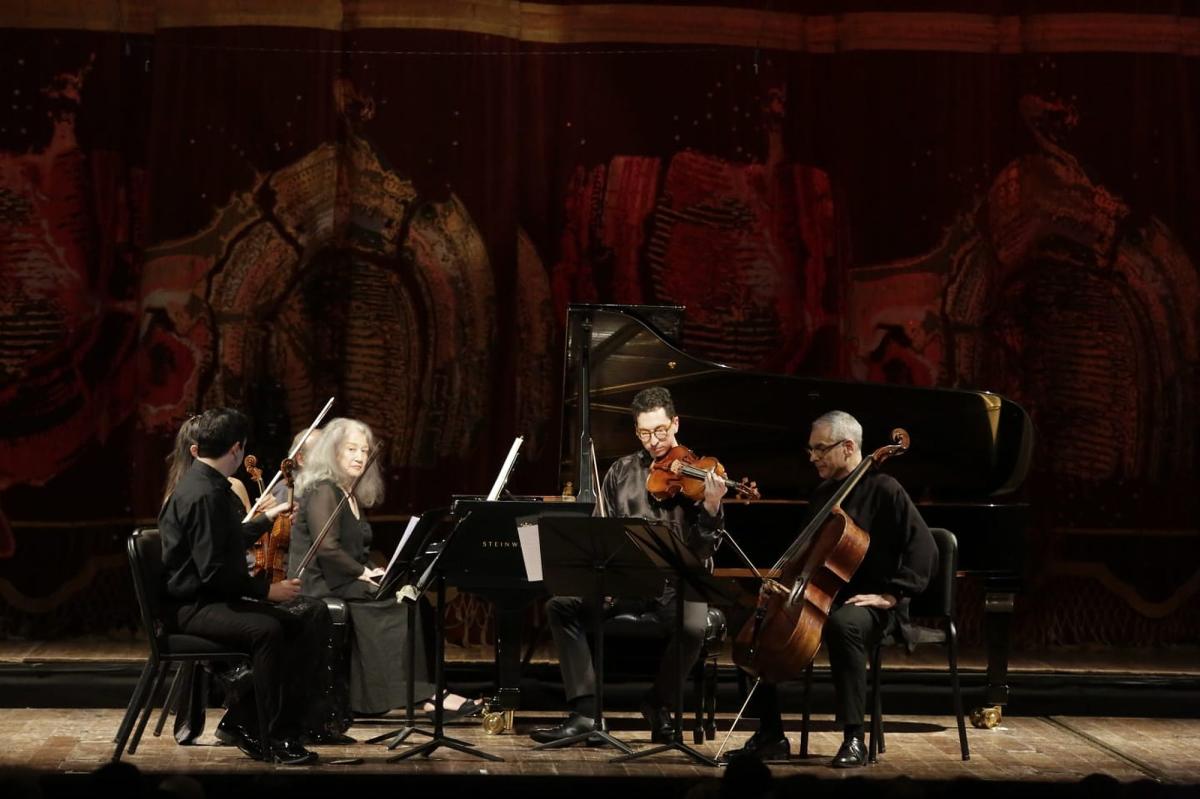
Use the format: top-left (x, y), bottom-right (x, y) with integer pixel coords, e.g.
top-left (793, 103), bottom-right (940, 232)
top-left (242, 396), bottom-right (335, 522)
top-left (295, 440), bottom-right (386, 578)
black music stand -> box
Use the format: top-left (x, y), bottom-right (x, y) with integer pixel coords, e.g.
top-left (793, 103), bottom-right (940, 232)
top-left (610, 520), bottom-right (747, 767)
top-left (533, 516), bottom-right (668, 754)
top-left (365, 510), bottom-right (451, 749)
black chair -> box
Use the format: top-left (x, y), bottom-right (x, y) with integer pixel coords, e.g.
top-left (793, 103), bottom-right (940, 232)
top-left (602, 606), bottom-right (727, 743)
top-left (799, 527), bottom-right (969, 762)
top-left (149, 595), bottom-right (351, 741)
top-left (113, 527), bottom-right (270, 761)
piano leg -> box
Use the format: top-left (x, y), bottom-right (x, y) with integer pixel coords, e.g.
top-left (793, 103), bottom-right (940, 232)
top-left (484, 598), bottom-right (526, 733)
top-left (974, 590), bottom-right (1015, 729)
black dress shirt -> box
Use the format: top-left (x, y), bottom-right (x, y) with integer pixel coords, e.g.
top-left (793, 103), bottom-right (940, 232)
top-left (803, 470), bottom-right (938, 629)
top-left (160, 461), bottom-right (271, 607)
top-left (600, 450), bottom-right (724, 607)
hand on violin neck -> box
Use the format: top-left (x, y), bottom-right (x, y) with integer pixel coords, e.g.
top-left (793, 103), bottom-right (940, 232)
top-left (844, 593), bottom-right (897, 610)
top-left (701, 469), bottom-right (726, 516)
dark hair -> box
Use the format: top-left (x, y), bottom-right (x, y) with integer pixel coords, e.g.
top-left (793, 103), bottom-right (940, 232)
top-left (163, 415), bottom-right (200, 505)
top-left (630, 386), bottom-right (676, 419)
top-left (193, 407), bottom-right (250, 458)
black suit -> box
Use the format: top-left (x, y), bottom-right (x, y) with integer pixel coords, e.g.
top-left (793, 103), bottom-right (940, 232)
top-left (160, 461), bottom-right (326, 737)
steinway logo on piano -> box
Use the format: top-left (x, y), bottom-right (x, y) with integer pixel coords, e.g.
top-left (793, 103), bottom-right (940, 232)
top-left (482, 539), bottom-right (519, 548)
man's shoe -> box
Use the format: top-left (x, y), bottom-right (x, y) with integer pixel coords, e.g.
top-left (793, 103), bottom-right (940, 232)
top-left (720, 728), bottom-right (790, 762)
top-left (302, 731), bottom-right (357, 745)
top-left (215, 719), bottom-right (268, 761)
top-left (529, 713), bottom-right (603, 746)
top-left (270, 738), bottom-right (318, 766)
top-left (831, 736), bottom-right (867, 768)
top-left (639, 693), bottom-right (675, 744)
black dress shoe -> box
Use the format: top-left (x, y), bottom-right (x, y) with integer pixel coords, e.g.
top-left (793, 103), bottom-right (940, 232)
top-left (302, 731), bottom-right (357, 745)
top-left (270, 738), bottom-right (318, 766)
top-left (215, 718), bottom-right (268, 761)
top-left (831, 736), bottom-right (867, 768)
top-left (528, 713), bottom-right (603, 746)
top-left (639, 693), bottom-right (675, 744)
top-left (720, 728), bottom-right (790, 762)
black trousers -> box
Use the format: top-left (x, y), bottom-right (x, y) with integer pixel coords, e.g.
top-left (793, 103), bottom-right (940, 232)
top-left (545, 595), bottom-right (707, 708)
top-left (172, 598), bottom-right (327, 738)
top-left (751, 603), bottom-right (894, 732)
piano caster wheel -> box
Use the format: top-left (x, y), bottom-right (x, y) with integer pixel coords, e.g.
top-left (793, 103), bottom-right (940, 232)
top-left (970, 706), bottom-right (1002, 729)
top-left (482, 710), bottom-right (512, 735)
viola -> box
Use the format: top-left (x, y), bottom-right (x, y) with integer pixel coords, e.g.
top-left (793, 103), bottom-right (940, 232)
top-left (249, 455), bottom-right (295, 584)
top-left (731, 428), bottom-right (909, 683)
top-left (646, 445), bottom-right (761, 503)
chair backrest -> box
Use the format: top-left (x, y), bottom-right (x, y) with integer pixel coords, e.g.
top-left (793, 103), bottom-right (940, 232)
top-left (128, 527), bottom-right (165, 661)
top-left (909, 527), bottom-right (957, 619)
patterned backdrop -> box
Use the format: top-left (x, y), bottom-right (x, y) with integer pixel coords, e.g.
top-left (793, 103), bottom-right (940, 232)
top-left (1, 1), bottom-right (1197, 649)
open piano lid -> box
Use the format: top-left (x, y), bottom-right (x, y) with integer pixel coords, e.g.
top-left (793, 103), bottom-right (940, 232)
top-left (560, 304), bottom-right (1034, 504)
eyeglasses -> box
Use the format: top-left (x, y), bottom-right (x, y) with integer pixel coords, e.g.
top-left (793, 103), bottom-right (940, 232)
top-left (635, 425), bottom-right (672, 442)
top-left (806, 439), bottom-right (849, 457)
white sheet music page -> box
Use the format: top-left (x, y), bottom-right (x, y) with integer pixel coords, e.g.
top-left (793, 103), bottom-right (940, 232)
top-left (517, 521), bottom-right (542, 582)
top-left (384, 514), bottom-right (421, 576)
top-left (486, 435), bottom-right (524, 501)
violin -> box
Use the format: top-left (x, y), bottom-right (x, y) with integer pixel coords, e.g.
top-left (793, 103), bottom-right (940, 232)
top-left (646, 445), bottom-right (761, 503)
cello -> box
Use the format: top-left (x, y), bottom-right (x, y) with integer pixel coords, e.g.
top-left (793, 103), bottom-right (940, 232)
top-left (731, 428), bottom-right (910, 684)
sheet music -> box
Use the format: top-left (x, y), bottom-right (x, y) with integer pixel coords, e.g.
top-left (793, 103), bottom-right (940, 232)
top-left (516, 520), bottom-right (542, 582)
top-left (383, 515), bottom-right (421, 577)
top-left (486, 435), bottom-right (524, 501)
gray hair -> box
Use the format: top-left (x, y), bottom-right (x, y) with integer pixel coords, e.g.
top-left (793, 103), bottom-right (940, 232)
top-left (812, 410), bottom-right (863, 450)
top-left (294, 417), bottom-right (385, 507)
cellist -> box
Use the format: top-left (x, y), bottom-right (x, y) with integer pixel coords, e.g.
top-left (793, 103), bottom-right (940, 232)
top-left (723, 411), bottom-right (937, 768)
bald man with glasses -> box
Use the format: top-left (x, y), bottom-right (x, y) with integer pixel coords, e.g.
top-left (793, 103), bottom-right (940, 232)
top-left (723, 410), bottom-right (937, 768)
top-left (530, 386), bottom-right (727, 746)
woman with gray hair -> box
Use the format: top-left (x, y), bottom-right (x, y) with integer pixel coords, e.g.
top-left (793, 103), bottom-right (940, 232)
top-left (289, 418), bottom-right (476, 717)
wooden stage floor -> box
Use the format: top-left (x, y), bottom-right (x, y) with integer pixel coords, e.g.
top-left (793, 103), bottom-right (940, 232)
top-left (1, 709), bottom-right (1197, 795)
top-left (1, 638), bottom-right (1197, 796)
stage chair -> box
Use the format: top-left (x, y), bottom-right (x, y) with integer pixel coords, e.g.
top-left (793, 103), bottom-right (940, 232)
top-left (601, 606), bottom-right (727, 743)
top-left (799, 527), bottom-right (969, 762)
top-left (113, 527), bottom-right (269, 762)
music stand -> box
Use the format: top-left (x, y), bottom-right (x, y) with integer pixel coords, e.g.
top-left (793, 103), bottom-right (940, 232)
top-left (533, 516), bottom-right (668, 754)
top-left (610, 520), bottom-right (747, 767)
top-left (365, 510), bottom-right (451, 749)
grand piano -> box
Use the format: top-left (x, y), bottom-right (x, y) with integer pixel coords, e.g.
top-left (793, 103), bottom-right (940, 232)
top-left (560, 303), bottom-right (1034, 723)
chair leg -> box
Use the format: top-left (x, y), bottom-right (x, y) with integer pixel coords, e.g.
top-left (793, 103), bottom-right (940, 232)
top-left (868, 644), bottom-right (882, 763)
top-left (112, 660), bottom-right (156, 760)
top-left (154, 662), bottom-right (187, 737)
top-left (704, 655), bottom-right (718, 741)
top-left (947, 620), bottom-right (970, 761)
top-left (800, 661), bottom-right (813, 757)
top-left (693, 656), bottom-right (705, 744)
top-left (128, 662), bottom-right (169, 755)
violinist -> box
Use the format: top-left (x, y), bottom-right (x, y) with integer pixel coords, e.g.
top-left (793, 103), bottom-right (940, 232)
top-left (159, 408), bottom-right (321, 765)
top-left (722, 410), bottom-right (937, 768)
top-left (530, 386), bottom-right (728, 746)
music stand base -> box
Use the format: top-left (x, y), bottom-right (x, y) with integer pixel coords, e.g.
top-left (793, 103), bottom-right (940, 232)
top-left (364, 725), bottom-right (438, 748)
top-left (388, 736), bottom-right (502, 763)
top-left (611, 739), bottom-right (718, 767)
top-left (533, 729), bottom-right (634, 754)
